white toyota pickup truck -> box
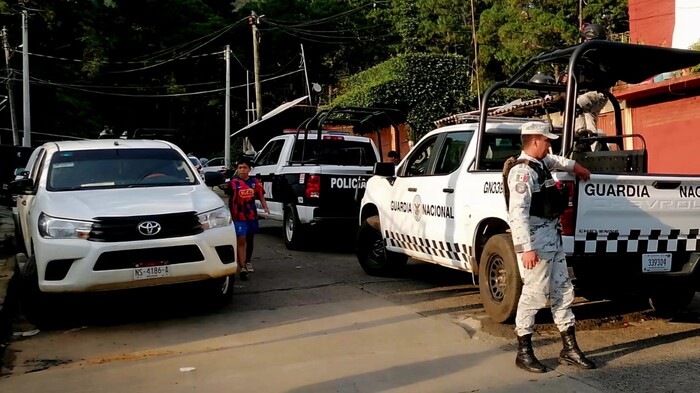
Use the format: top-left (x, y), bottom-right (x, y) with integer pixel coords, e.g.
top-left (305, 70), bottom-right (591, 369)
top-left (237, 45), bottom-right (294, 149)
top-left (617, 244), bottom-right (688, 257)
top-left (356, 41), bottom-right (700, 322)
top-left (11, 139), bottom-right (238, 326)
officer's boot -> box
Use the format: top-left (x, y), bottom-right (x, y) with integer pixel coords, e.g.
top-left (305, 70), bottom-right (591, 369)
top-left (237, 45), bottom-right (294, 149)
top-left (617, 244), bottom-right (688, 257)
top-left (515, 334), bottom-right (547, 373)
top-left (558, 326), bottom-right (596, 369)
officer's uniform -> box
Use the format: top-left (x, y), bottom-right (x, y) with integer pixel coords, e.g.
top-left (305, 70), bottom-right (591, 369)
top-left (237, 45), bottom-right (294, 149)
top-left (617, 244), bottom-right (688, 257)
top-left (575, 91), bottom-right (608, 134)
top-left (507, 152), bottom-right (576, 337)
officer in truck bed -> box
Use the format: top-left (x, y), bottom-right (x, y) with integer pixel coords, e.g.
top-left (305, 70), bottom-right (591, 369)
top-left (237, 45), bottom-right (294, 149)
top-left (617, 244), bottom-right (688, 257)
top-left (505, 121), bottom-right (595, 373)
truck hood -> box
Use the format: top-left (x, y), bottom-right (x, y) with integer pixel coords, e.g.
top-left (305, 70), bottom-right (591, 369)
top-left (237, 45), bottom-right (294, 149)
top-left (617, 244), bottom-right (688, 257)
top-left (40, 186), bottom-right (225, 220)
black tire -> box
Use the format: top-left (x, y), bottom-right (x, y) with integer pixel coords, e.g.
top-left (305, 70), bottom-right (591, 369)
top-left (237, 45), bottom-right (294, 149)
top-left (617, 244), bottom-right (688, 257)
top-left (648, 284), bottom-right (696, 317)
top-left (478, 234), bottom-right (522, 323)
top-left (355, 217), bottom-right (407, 277)
top-left (283, 204), bottom-right (307, 250)
top-left (19, 255), bottom-right (60, 328)
top-left (204, 275), bottom-right (234, 309)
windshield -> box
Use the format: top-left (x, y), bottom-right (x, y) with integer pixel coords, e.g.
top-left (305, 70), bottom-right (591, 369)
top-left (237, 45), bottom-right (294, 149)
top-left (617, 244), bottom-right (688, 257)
top-left (291, 139), bottom-right (377, 166)
top-left (47, 148), bottom-right (199, 191)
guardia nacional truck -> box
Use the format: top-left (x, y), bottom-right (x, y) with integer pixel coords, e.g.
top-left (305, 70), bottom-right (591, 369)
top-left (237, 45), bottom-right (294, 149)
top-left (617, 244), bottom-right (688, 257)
top-left (356, 40), bottom-right (700, 322)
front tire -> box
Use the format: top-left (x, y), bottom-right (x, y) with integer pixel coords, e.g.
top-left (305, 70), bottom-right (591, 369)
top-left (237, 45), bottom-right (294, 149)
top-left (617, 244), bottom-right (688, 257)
top-left (648, 283), bottom-right (695, 317)
top-left (478, 234), bottom-right (522, 323)
top-left (355, 216), bottom-right (407, 276)
top-left (20, 255), bottom-right (61, 328)
top-left (204, 275), bottom-right (234, 309)
top-left (283, 204), bottom-right (307, 250)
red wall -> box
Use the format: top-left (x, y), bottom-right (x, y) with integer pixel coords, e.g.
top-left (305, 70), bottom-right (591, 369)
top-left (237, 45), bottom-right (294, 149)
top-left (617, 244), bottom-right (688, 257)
top-left (631, 94), bottom-right (700, 174)
top-left (629, 0), bottom-right (675, 46)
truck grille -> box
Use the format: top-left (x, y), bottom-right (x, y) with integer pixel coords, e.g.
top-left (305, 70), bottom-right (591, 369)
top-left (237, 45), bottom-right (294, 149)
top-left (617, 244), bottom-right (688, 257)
top-left (89, 212), bottom-right (203, 242)
top-left (93, 245), bottom-right (204, 271)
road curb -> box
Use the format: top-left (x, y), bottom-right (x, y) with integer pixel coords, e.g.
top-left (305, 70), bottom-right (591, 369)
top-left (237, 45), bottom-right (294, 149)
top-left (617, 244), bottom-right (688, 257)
top-left (0, 253), bottom-right (19, 366)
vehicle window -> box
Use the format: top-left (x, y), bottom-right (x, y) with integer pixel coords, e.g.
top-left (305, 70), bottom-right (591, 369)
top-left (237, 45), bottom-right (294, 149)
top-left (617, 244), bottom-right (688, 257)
top-left (30, 148), bottom-right (46, 181)
top-left (479, 134), bottom-right (523, 170)
top-left (402, 136), bottom-right (438, 177)
top-left (207, 158), bottom-right (223, 167)
top-left (47, 148), bottom-right (198, 191)
top-left (434, 131), bottom-right (474, 175)
top-left (291, 138), bottom-right (377, 166)
top-left (255, 140), bottom-right (284, 166)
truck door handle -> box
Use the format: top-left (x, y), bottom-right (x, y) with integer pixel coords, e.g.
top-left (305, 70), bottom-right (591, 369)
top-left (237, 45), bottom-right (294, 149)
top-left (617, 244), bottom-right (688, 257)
top-left (21, 200), bottom-right (26, 206)
top-left (408, 187), bottom-right (417, 192)
top-left (652, 181), bottom-right (680, 190)
top-left (443, 188), bottom-right (454, 193)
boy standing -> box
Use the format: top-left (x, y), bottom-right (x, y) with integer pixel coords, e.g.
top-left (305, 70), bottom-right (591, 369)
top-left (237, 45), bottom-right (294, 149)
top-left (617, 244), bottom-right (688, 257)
top-left (229, 159), bottom-right (269, 280)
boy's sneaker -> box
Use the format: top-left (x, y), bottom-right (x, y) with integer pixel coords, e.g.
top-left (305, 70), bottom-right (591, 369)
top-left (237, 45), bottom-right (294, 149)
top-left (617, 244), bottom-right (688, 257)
top-left (246, 262), bottom-right (254, 272)
top-left (240, 268), bottom-right (249, 281)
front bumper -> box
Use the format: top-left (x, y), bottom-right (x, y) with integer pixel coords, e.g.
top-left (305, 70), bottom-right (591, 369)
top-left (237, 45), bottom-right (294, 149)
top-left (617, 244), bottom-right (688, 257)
top-left (33, 225), bottom-right (237, 293)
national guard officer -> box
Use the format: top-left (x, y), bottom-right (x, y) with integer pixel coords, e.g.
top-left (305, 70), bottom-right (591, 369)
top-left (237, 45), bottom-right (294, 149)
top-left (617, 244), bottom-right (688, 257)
top-left (506, 121), bottom-right (595, 373)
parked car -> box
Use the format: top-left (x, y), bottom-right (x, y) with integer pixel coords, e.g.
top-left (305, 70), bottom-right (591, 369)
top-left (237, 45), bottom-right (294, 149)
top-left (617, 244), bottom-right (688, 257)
top-left (202, 156), bottom-right (227, 175)
top-left (11, 139), bottom-right (238, 327)
top-left (189, 156), bottom-right (204, 179)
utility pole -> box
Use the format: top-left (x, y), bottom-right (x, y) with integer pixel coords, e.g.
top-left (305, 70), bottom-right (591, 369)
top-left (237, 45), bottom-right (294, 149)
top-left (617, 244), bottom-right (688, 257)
top-left (224, 45), bottom-right (231, 172)
top-left (579, 0), bottom-right (583, 30)
top-left (22, 10), bottom-right (31, 147)
top-left (1, 26), bottom-right (18, 145)
top-left (300, 44), bottom-right (312, 105)
top-left (469, 0), bottom-right (481, 109)
top-left (246, 71), bottom-right (251, 124)
top-left (250, 11), bottom-right (262, 121)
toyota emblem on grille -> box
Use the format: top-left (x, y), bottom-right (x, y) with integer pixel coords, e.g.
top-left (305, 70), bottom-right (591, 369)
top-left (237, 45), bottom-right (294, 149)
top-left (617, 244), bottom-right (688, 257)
top-left (137, 221), bottom-right (162, 236)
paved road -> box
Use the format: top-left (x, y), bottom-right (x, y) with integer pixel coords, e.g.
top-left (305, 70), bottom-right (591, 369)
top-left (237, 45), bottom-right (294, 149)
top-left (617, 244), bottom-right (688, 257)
top-left (1, 219), bottom-right (699, 392)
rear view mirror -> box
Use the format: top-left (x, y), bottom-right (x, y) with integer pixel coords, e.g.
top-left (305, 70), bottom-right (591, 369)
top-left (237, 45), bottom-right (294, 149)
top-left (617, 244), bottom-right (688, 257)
top-left (204, 171), bottom-right (225, 188)
top-left (14, 168), bottom-right (27, 177)
top-left (9, 178), bottom-right (34, 195)
top-left (373, 162), bottom-right (396, 177)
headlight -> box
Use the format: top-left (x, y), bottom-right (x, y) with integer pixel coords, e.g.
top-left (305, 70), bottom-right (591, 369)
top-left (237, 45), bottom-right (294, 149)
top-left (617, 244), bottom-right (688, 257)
top-left (38, 213), bottom-right (93, 239)
top-left (198, 206), bottom-right (231, 230)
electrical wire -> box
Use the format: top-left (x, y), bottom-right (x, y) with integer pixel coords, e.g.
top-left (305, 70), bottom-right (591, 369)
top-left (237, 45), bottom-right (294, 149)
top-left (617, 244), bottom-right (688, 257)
top-left (26, 50), bottom-right (223, 64)
top-left (264, 2), bottom-right (385, 28)
top-left (108, 23), bottom-right (239, 74)
top-left (18, 68), bottom-right (305, 98)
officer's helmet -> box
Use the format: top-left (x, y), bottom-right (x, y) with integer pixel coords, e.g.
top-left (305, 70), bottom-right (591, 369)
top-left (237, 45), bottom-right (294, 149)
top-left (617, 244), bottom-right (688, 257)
top-left (580, 23), bottom-right (606, 41)
top-left (529, 72), bottom-right (556, 97)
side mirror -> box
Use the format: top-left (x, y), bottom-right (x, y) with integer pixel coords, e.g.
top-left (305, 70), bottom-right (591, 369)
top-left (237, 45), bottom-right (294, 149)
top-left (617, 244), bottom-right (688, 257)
top-left (373, 162), bottom-right (396, 177)
top-left (14, 168), bottom-right (27, 177)
top-left (9, 178), bottom-right (34, 195)
top-left (204, 171), bottom-right (225, 188)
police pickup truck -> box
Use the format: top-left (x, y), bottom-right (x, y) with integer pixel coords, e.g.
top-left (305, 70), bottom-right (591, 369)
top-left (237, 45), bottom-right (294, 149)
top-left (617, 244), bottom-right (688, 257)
top-left (357, 41), bottom-right (700, 322)
top-left (251, 131), bottom-right (380, 249)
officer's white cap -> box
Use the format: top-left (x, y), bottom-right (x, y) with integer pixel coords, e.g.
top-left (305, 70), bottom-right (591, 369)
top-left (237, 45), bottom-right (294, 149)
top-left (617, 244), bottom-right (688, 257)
top-left (521, 121), bottom-right (559, 139)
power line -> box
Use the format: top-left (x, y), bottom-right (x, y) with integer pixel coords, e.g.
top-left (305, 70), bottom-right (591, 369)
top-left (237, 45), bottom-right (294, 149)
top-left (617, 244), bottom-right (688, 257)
top-left (108, 23), bottom-right (239, 74)
top-left (26, 50), bottom-right (223, 64)
top-left (19, 68), bottom-right (305, 98)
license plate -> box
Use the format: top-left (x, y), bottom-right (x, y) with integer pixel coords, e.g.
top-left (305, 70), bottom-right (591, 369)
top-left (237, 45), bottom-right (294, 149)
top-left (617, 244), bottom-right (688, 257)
top-left (642, 253), bottom-right (672, 273)
top-left (134, 265), bottom-right (170, 280)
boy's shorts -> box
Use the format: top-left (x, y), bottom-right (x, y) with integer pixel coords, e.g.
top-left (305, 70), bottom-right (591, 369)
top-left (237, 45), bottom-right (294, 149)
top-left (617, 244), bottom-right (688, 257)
top-left (233, 220), bottom-right (259, 237)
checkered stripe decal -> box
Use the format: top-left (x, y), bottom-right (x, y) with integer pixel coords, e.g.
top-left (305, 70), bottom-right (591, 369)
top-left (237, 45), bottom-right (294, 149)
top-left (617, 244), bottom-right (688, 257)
top-left (574, 229), bottom-right (700, 254)
top-left (384, 230), bottom-right (473, 262)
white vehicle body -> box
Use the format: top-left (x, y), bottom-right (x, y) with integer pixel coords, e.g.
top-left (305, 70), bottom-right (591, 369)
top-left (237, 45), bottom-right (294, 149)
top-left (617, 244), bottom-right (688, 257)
top-left (202, 156), bottom-right (226, 175)
top-left (14, 140), bottom-right (237, 294)
top-left (250, 132), bottom-right (380, 249)
top-left (359, 118), bottom-right (700, 321)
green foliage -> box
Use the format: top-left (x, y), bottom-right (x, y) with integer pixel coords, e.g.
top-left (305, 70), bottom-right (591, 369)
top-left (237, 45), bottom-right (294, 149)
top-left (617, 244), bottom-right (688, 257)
top-left (690, 41), bottom-right (700, 73)
top-left (477, 0), bottom-right (629, 85)
top-left (332, 53), bottom-right (474, 140)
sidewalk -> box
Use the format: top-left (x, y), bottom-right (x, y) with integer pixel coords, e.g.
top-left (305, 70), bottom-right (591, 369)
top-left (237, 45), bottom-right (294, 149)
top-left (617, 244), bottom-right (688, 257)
top-left (0, 206), bottom-right (18, 364)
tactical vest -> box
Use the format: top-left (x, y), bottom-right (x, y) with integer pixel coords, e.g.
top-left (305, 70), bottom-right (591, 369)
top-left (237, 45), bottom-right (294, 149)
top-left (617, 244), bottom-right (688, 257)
top-left (503, 157), bottom-right (567, 219)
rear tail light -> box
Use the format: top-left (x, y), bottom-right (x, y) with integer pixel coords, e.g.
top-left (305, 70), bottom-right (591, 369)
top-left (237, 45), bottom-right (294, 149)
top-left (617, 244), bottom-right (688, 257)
top-left (305, 175), bottom-right (321, 198)
top-left (557, 181), bottom-right (576, 236)
top-left (322, 135), bottom-right (344, 140)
